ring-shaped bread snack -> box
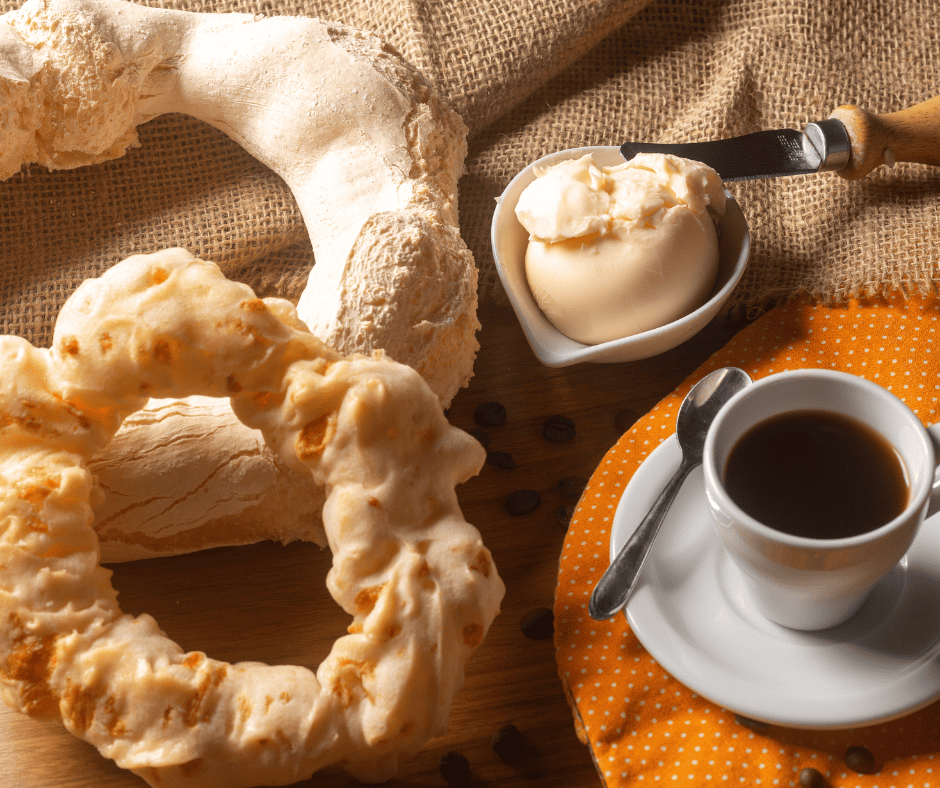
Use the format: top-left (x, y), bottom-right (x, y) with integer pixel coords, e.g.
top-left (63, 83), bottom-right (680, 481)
top-left (0, 250), bottom-right (505, 787)
top-left (1, 0), bottom-right (479, 561)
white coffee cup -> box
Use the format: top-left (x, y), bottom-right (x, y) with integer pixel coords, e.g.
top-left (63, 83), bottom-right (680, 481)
top-left (702, 369), bottom-right (940, 630)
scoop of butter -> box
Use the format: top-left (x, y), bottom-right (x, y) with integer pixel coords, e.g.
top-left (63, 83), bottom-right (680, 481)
top-left (514, 152), bottom-right (726, 345)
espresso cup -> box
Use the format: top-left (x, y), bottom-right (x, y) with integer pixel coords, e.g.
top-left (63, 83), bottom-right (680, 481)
top-left (703, 369), bottom-right (940, 630)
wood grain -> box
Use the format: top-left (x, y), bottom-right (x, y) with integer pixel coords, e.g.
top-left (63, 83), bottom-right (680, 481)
top-left (0, 301), bottom-right (744, 788)
top-left (831, 95), bottom-right (940, 180)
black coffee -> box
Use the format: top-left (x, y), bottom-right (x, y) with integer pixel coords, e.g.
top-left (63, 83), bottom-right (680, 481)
top-left (723, 409), bottom-right (909, 539)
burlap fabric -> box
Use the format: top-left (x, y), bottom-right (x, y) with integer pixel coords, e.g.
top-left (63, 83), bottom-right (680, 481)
top-left (2, 0), bottom-right (939, 347)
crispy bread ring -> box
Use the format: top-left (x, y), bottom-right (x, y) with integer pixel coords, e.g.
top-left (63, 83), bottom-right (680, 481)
top-left (0, 250), bottom-right (504, 788)
top-left (0, 0), bottom-right (478, 403)
top-left (0, 0), bottom-right (479, 563)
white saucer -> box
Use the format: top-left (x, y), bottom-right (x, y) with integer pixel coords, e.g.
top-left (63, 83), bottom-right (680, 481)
top-left (611, 435), bottom-right (940, 730)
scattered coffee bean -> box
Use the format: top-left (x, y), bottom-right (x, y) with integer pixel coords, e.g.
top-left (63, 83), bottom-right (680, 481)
top-left (615, 408), bottom-right (641, 433)
top-left (491, 723), bottom-right (526, 764)
top-left (734, 714), bottom-right (769, 734)
top-left (798, 767), bottom-right (828, 788)
top-left (439, 751), bottom-right (471, 786)
top-left (558, 476), bottom-right (587, 498)
top-left (845, 745), bottom-right (877, 774)
top-left (505, 489), bottom-right (541, 516)
top-left (468, 428), bottom-right (490, 448)
top-left (543, 415), bottom-right (576, 442)
top-left (555, 504), bottom-right (574, 529)
top-left (520, 607), bottom-right (554, 640)
top-left (486, 450), bottom-right (515, 469)
top-left (474, 401), bottom-right (507, 428)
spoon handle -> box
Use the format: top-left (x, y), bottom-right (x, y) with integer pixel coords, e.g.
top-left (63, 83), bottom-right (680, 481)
top-left (589, 456), bottom-right (698, 620)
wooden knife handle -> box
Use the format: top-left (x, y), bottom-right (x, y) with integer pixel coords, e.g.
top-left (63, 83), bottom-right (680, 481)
top-left (829, 95), bottom-right (940, 180)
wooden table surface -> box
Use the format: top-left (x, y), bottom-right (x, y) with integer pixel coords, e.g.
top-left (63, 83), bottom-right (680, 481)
top-left (0, 301), bottom-right (746, 788)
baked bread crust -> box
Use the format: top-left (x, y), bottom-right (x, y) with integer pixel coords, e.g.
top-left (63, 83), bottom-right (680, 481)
top-left (0, 0), bottom-right (479, 561)
top-left (0, 249), bottom-right (503, 787)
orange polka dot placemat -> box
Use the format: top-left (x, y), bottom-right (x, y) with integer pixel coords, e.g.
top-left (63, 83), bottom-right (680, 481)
top-left (555, 294), bottom-right (940, 788)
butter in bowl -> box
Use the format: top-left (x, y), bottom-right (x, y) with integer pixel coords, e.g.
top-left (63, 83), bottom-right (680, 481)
top-left (491, 146), bottom-right (750, 366)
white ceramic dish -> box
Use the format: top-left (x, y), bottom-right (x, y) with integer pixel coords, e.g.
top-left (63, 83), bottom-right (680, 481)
top-left (491, 146), bottom-right (750, 366)
top-left (610, 434), bottom-right (940, 730)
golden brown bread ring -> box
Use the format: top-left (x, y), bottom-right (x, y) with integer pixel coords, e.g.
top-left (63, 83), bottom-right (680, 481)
top-left (0, 250), bottom-right (503, 787)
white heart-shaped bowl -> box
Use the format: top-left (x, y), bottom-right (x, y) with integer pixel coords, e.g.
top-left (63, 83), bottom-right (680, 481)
top-left (491, 146), bottom-right (750, 366)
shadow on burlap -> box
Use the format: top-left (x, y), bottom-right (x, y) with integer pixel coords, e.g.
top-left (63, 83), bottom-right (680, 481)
top-left (2, 0), bottom-right (939, 347)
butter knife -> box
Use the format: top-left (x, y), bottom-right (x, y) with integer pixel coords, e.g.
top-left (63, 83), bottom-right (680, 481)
top-left (621, 95), bottom-right (940, 182)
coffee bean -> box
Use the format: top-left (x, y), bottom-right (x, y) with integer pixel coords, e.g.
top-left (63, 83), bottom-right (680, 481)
top-left (486, 450), bottom-right (515, 469)
top-left (555, 504), bottom-right (574, 529)
top-left (734, 714), bottom-right (769, 734)
top-left (615, 408), bottom-right (641, 433)
top-left (505, 489), bottom-right (541, 516)
top-left (474, 401), bottom-right (507, 428)
top-left (543, 415), bottom-right (575, 442)
top-left (468, 428), bottom-right (490, 448)
top-left (798, 767), bottom-right (828, 788)
top-left (439, 751), bottom-right (471, 786)
top-left (558, 476), bottom-right (587, 498)
top-left (491, 723), bottom-right (526, 764)
top-left (845, 745), bottom-right (877, 774)
top-left (520, 607), bottom-right (554, 640)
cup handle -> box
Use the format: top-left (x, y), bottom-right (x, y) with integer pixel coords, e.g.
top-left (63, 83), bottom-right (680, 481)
top-left (927, 423), bottom-right (940, 489)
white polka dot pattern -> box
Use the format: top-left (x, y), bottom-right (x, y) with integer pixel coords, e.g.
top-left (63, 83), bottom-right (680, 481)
top-left (555, 295), bottom-right (940, 787)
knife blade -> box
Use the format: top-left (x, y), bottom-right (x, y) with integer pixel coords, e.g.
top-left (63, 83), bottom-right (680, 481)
top-left (621, 120), bottom-right (849, 182)
top-left (621, 96), bottom-right (940, 182)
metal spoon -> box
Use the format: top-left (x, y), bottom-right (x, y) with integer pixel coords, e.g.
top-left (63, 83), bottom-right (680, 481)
top-left (589, 367), bottom-right (752, 620)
